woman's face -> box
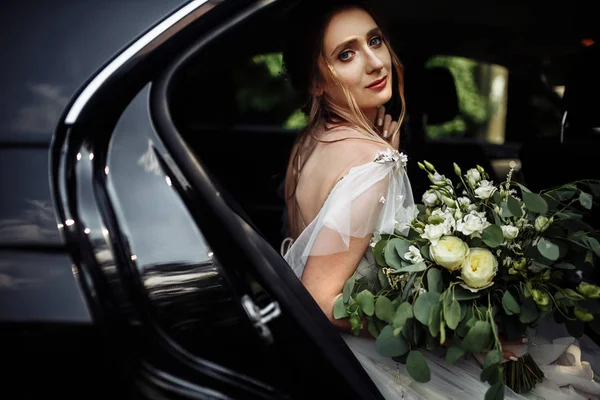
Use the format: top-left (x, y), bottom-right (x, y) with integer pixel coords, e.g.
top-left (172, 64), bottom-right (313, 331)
top-left (320, 8), bottom-right (393, 114)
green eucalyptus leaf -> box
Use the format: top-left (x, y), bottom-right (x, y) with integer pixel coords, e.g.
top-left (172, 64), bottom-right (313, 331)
top-left (502, 291), bottom-right (521, 315)
top-left (445, 346), bottom-right (465, 365)
top-left (427, 268), bottom-right (443, 293)
top-left (429, 304), bottom-right (441, 337)
top-left (356, 290), bottom-right (375, 316)
top-left (406, 350), bottom-right (431, 383)
top-left (580, 236), bottom-right (600, 258)
top-left (394, 238), bottom-right (412, 261)
top-left (378, 268), bottom-right (390, 289)
top-left (482, 224), bottom-right (504, 248)
top-left (522, 190), bottom-right (548, 214)
top-left (333, 295), bottom-right (347, 319)
top-left (385, 239), bottom-right (404, 269)
top-left (367, 318), bottom-right (380, 338)
top-left (537, 237), bottom-right (560, 261)
top-left (519, 295), bottom-right (539, 324)
top-left (420, 244), bottom-right (431, 261)
top-left (342, 275), bottom-right (355, 303)
top-left (393, 302), bottom-right (414, 332)
top-left (375, 296), bottom-right (395, 323)
top-left (414, 292), bottom-right (441, 325)
top-left (554, 262), bottom-right (576, 270)
top-left (444, 299), bottom-right (462, 330)
top-left (454, 286), bottom-right (482, 301)
top-left (507, 196), bottom-right (523, 217)
top-left (462, 320), bottom-right (493, 353)
top-left (579, 191), bottom-right (593, 210)
top-left (484, 380), bottom-right (504, 400)
top-left (556, 189), bottom-right (576, 201)
top-left (396, 261), bottom-right (428, 273)
top-left (376, 325), bottom-right (409, 357)
top-left (483, 350), bottom-right (502, 370)
top-left (492, 190), bottom-right (502, 206)
top-left (374, 239), bottom-right (388, 266)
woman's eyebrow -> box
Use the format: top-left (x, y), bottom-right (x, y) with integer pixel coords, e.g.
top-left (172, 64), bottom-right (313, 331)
top-left (330, 27), bottom-right (382, 57)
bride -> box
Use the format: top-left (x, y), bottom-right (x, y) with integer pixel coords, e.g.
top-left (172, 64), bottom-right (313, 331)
top-left (280, 1), bottom-right (600, 399)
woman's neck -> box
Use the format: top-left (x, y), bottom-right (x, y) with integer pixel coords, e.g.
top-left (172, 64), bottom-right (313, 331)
top-left (363, 107), bottom-right (378, 124)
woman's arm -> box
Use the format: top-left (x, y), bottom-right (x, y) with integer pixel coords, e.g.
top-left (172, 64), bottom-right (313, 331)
top-left (301, 234), bottom-right (374, 338)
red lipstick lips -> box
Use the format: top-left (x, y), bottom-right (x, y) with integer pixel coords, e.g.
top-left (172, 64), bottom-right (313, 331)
top-left (366, 76), bottom-right (387, 90)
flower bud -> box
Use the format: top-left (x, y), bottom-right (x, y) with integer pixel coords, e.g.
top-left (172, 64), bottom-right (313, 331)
top-left (575, 307), bottom-right (594, 322)
top-left (532, 289), bottom-right (549, 307)
top-left (424, 160), bottom-right (436, 172)
top-left (453, 163), bottom-right (462, 176)
top-left (442, 195), bottom-right (456, 208)
top-left (513, 257), bottom-right (527, 270)
top-left (508, 267), bottom-right (518, 275)
top-left (501, 225), bottom-right (519, 240)
top-left (577, 282), bottom-right (600, 299)
top-left (534, 216), bottom-right (553, 232)
top-left (418, 162), bottom-right (426, 171)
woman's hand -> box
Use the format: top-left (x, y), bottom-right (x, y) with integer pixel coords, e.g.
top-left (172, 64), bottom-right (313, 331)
top-left (473, 336), bottom-right (529, 366)
top-left (375, 105), bottom-right (400, 149)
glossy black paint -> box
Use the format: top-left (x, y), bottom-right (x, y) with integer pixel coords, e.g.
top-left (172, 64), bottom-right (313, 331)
top-left (0, 250), bottom-right (91, 321)
top-left (0, 147), bottom-right (62, 247)
top-left (0, 0), bottom-right (188, 144)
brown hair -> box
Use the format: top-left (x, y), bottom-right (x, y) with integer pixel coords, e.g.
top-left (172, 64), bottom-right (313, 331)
top-left (282, 0), bottom-right (406, 239)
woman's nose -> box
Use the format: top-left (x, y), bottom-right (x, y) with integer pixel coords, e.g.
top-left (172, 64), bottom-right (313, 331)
top-left (365, 48), bottom-right (384, 73)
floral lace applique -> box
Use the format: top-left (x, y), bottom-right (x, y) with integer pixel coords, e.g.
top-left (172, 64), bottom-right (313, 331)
top-left (373, 148), bottom-right (408, 168)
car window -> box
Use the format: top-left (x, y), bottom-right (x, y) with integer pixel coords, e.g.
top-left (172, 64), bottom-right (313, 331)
top-left (424, 55), bottom-right (509, 144)
top-left (232, 52), bottom-right (307, 129)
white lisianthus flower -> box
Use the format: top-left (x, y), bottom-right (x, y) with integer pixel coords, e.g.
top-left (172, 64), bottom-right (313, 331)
top-left (501, 225), bottom-right (519, 240)
top-left (457, 197), bottom-right (471, 209)
top-left (421, 223), bottom-right (446, 245)
top-left (404, 245), bottom-right (424, 264)
top-left (456, 211), bottom-right (491, 237)
top-left (474, 180), bottom-right (497, 199)
top-left (422, 190), bottom-right (440, 207)
top-left (431, 208), bottom-right (456, 234)
top-left (460, 248), bottom-right (498, 291)
top-left (429, 236), bottom-right (469, 271)
top-left (432, 172), bottom-right (445, 183)
top-left (466, 168), bottom-right (481, 188)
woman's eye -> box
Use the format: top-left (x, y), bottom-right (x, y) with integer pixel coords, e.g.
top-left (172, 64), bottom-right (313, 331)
top-left (369, 36), bottom-right (382, 47)
top-left (339, 50), bottom-right (353, 61)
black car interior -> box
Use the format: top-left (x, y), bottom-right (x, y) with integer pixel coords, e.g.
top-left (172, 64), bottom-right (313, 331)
top-left (167, 0), bottom-right (600, 254)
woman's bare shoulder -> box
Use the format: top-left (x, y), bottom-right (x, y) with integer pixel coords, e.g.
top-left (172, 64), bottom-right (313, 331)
top-left (320, 126), bottom-right (389, 163)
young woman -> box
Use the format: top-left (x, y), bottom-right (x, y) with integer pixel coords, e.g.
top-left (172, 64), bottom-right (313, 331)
top-left (279, 1), bottom-right (595, 399)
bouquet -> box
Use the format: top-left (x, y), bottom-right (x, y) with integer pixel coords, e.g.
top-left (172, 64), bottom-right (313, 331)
top-left (335, 160), bottom-right (600, 399)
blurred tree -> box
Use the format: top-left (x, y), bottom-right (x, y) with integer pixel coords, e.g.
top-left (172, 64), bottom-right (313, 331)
top-left (425, 56), bottom-right (491, 139)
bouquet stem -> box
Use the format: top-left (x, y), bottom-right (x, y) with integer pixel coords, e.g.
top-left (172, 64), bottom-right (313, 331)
top-left (503, 353), bottom-right (544, 394)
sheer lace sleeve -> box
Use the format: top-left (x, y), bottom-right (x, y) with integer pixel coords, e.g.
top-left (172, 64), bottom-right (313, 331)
top-left (284, 149), bottom-right (415, 278)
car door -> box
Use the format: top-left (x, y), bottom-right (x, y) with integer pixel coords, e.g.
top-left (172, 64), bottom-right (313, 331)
top-left (50, 0), bottom-right (384, 398)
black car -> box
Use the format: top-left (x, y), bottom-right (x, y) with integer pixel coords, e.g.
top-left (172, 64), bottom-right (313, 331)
top-left (2, 0), bottom-right (599, 398)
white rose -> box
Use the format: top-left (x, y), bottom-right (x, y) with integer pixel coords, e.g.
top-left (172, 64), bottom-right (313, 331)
top-left (421, 224), bottom-right (446, 245)
top-left (429, 236), bottom-right (469, 271)
top-left (474, 180), bottom-right (497, 199)
top-left (501, 225), bottom-right (519, 240)
top-left (456, 211), bottom-right (491, 237)
top-left (431, 208), bottom-right (456, 235)
top-left (404, 245), bottom-right (424, 264)
top-left (535, 216), bottom-right (553, 232)
top-left (422, 191), bottom-right (440, 207)
top-left (460, 248), bottom-right (498, 291)
top-left (466, 168), bottom-right (481, 188)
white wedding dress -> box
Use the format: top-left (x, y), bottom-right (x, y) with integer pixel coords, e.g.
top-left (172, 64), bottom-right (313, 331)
top-left (282, 148), bottom-right (600, 400)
